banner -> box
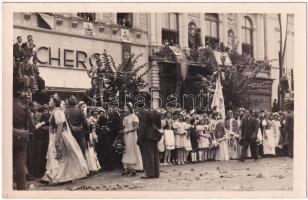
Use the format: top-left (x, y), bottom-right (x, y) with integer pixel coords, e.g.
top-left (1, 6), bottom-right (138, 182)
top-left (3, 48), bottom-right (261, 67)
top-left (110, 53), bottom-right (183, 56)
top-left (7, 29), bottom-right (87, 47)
top-left (211, 75), bottom-right (225, 120)
top-left (169, 46), bottom-right (188, 80)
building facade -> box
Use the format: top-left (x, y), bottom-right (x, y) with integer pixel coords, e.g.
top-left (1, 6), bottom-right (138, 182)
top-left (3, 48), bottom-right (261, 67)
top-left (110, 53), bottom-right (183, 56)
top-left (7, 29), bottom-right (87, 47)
top-left (13, 12), bottom-right (294, 110)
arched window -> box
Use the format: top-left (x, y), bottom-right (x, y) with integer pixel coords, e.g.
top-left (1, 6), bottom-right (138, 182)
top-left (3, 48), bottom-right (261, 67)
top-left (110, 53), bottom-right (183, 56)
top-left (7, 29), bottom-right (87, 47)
top-left (117, 13), bottom-right (133, 28)
top-left (241, 16), bottom-right (253, 56)
top-left (205, 13), bottom-right (219, 48)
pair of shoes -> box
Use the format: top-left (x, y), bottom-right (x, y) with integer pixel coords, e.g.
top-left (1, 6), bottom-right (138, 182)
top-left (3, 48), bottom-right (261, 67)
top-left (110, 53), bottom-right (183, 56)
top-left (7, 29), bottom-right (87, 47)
top-left (129, 171), bottom-right (137, 177)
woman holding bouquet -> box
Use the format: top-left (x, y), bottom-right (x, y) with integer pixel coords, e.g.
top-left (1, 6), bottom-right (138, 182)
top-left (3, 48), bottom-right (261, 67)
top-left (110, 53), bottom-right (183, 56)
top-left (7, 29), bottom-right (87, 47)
top-left (41, 94), bottom-right (89, 185)
top-left (225, 110), bottom-right (240, 160)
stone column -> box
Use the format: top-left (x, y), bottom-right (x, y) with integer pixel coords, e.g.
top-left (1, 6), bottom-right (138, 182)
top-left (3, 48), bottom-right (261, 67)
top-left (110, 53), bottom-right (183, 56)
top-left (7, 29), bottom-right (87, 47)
top-left (200, 14), bottom-right (206, 47)
top-left (149, 13), bottom-right (157, 45)
top-left (264, 14), bottom-right (269, 60)
top-left (179, 13), bottom-right (188, 48)
top-left (155, 13), bottom-right (162, 45)
top-left (220, 13), bottom-right (228, 45)
top-left (133, 13), bottom-right (140, 29)
top-left (236, 14), bottom-right (242, 53)
top-left (96, 13), bottom-right (104, 23)
top-left (150, 60), bottom-right (161, 109)
top-left (112, 13), bottom-right (117, 24)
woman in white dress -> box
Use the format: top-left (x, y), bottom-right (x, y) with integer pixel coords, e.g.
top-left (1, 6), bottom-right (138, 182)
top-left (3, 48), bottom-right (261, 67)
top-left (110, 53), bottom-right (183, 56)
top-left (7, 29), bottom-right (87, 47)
top-left (121, 103), bottom-right (143, 176)
top-left (262, 113), bottom-right (276, 156)
top-left (41, 94), bottom-right (89, 185)
top-left (272, 113), bottom-right (282, 156)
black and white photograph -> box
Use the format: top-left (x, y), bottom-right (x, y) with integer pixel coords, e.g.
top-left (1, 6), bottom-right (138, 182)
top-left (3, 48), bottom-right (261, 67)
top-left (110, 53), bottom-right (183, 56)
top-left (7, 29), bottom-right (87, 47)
top-left (2, 2), bottom-right (307, 198)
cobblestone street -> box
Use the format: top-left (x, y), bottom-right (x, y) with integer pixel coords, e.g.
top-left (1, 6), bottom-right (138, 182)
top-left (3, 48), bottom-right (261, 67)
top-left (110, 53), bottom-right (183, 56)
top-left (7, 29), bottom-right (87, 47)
top-left (28, 157), bottom-right (293, 191)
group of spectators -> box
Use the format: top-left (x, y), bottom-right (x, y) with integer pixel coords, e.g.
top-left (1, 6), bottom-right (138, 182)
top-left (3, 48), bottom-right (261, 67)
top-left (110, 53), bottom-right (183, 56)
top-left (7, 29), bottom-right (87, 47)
top-left (13, 35), bottom-right (45, 93)
top-left (13, 88), bottom-right (294, 190)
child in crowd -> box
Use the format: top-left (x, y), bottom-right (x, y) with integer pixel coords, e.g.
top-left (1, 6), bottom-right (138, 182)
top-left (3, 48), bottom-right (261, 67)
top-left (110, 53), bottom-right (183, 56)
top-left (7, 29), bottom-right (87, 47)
top-left (189, 118), bottom-right (198, 163)
top-left (203, 116), bottom-right (212, 161)
top-left (173, 114), bottom-right (188, 165)
top-left (184, 117), bottom-right (192, 163)
top-left (158, 112), bottom-right (166, 163)
top-left (196, 117), bottom-right (206, 162)
top-left (163, 112), bottom-right (175, 165)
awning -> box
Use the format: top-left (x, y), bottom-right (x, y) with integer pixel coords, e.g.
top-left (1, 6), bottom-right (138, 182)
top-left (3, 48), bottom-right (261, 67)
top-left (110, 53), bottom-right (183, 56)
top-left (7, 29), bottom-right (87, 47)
top-left (37, 13), bottom-right (54, 29)
top-left (38, 66), bottom-right (92, 90)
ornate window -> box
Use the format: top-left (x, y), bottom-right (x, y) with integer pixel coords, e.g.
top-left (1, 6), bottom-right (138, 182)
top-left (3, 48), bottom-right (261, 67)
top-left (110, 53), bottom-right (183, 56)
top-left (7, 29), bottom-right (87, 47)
top-left (162, 13), bottom-right (179, 45)
top-left (204, 13), bottom-right (219, 48)
top-left (241, 16), bottom-right (253, 56)
top-left (77, 13), bottom-right (96, 22)
top-left (117, 13), bottom-right (133, 28)
top-left (227, 29), bottom-right (235, 50)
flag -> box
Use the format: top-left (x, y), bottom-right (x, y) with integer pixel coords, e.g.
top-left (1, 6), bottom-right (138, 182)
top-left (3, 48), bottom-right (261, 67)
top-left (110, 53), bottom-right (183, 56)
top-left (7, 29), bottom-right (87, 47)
top-left (169, 46), bottom-right (188, 80)
top-left (211, 75), bottom-right (225, 120)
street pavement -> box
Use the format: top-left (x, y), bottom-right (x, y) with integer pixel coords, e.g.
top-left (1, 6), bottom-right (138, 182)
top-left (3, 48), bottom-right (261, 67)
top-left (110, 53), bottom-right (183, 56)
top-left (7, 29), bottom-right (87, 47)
top-left (28, 157), bottom-right (293, 191)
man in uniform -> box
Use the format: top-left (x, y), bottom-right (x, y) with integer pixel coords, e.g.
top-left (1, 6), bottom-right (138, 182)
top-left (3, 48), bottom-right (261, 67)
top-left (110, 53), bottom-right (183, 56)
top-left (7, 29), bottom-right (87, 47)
top-left (13, 92), bottom-right (34, 190)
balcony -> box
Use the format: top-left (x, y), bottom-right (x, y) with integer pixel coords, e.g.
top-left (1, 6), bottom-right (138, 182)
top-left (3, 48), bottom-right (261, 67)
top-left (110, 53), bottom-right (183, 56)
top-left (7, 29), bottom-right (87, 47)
top-left (148, 44), bottom-right (271, 77)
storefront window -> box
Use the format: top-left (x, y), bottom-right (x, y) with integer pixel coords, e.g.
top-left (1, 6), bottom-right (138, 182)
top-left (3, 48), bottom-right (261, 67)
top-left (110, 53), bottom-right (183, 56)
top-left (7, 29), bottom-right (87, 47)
top-left (205, 13), bottom-right (219, 48)
top-left (77, 13), bottom-right (96, 22)
top-left (242, 16), bottom-right (253, 56)
top-left (117, 13), bottom-right (133, 28)
top-left (161, 13), bottom-right (179, 45)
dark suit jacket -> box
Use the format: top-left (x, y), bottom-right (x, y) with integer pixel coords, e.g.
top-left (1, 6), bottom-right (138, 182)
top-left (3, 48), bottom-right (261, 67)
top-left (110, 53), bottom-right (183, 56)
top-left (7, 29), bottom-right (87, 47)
top-left (241, 116), bottom-right (259, 141)
top-left (13, 43), bottom-right (24, 62)
top-left (138, 110), bottom-right (161, 144)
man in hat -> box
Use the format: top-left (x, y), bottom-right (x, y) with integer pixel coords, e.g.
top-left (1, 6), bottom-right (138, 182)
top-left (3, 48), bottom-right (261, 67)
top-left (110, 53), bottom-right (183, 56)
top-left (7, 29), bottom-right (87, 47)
top-left (13, 91), bottom-right (34, 190)
top-left (239, 109), bottom-right (259, 162)
top-left (66, 95), bottom-right (88, 156)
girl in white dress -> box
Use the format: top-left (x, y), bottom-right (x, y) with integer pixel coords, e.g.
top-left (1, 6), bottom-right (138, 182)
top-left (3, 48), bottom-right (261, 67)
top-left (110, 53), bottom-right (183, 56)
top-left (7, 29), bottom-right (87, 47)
top-left (121, 103), bottom-right (143, 176)
top-left (42, 94), bottom-right (89, 185)
top-left (196, 118), bottom-right (206, 162)
top-left (262, 113), bottom-right (275, 156)
top-left (163, 112), bottom-right (175, 164)
top-left (183, 117), bottom-right (192, 163)
top-left (173, 114), bottom-right (188, 165)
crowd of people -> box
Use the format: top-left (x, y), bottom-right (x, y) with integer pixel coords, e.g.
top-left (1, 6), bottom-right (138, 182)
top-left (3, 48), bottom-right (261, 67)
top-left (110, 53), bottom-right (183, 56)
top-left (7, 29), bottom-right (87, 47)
top-left (13, 89), bottom-right (294, 190)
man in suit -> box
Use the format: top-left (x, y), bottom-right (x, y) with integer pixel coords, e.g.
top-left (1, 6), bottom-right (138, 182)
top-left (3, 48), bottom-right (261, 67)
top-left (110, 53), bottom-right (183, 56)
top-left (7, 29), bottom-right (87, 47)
top-left (13, 36), bottom-right (24, 81)
top-left (13, 36), bottom-right (24, 63)
top-left (239, 109), bottom-right (259, 162)
top-left (137, 100), bottom-right (162, 179)
top-left (65, 95), bottom-right (88, 156)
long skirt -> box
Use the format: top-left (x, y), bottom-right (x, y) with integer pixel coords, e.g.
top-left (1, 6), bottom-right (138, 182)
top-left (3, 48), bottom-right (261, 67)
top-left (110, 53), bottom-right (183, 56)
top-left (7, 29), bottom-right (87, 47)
top-left (228, 139), bottom-right (239, 159)
top-left (122, 131), bottom-right (143, 170)
top-left (42, 128), bottom-right (89, 183)
top-left (164, 130), bottom-right (175, 150)
top-left (216, 140), bottom-right (230, 161)
top-left (84, 142), bottom-right (101, 172)
top-left (263, 129), bottom-right (276, 155)
top-left (158, 135), bottom-right (165, 152)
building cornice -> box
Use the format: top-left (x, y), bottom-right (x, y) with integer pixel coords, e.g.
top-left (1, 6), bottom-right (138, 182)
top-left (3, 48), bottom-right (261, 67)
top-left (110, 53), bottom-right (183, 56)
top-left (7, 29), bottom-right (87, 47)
top-left (14, 25), bottom-right (148, 48)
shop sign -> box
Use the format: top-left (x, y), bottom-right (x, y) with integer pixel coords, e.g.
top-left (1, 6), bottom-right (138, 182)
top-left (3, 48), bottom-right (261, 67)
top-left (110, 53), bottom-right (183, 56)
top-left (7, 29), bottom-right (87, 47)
top-left (36, 46), bottom-right (101, 69)
top-left (247, 79), bottom-right (272, 94)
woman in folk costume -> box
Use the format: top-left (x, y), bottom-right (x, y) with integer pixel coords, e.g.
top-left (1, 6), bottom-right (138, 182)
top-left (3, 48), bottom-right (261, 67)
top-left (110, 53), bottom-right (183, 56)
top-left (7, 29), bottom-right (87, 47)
top-left (225, 110), bottom-right (240, 160)
top-left (121, 102), bottom-right (143, 176)
top-left (41, 94), bottom-right (89, 185)
top-left (262, 112), bottom-right (276, 156)
top-left (214, 113), bottom-right (230, 161)
top-left (83, 104), bottom-right (101, 174)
